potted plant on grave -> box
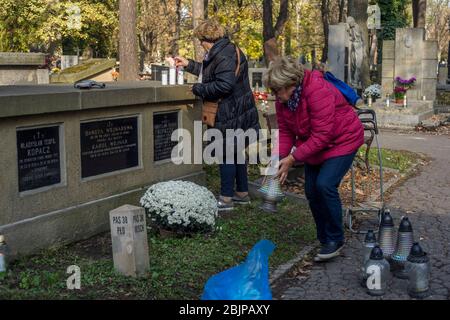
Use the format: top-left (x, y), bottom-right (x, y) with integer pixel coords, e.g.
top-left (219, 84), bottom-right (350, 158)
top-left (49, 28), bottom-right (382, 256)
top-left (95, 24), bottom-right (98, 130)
top-left (140, 180), bottom-right (218, 237)
top-left (394, 76), bottom-right (416, 103)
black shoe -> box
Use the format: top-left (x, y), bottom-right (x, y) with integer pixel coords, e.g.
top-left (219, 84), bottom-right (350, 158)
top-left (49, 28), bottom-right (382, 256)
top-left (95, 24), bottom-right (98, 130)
top-left (217, 196), bottom-right (234, 211)
top-left (316, 241), bottom-right (344, 261)
top-left (232, 194), bottom-right (251, 205)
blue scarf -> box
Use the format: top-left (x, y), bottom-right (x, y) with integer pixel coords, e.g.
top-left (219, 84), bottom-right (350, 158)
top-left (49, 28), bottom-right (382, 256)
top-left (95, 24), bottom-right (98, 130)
top-left (286, 85), bottom-right (302, 112)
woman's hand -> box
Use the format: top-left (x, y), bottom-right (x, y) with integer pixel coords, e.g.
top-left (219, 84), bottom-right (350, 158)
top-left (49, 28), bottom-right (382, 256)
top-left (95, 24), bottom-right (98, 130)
top-left (174, 56), bottom-right (188, 67)
top-left (277, 154), bottom-right (296, 184)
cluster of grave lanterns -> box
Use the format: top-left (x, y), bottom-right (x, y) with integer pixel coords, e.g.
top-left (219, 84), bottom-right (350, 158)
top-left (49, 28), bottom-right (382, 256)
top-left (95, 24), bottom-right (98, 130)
top-left (248, 172), bottom-right (431, 299)
top-left (361, 209), bottom-right (431, 299)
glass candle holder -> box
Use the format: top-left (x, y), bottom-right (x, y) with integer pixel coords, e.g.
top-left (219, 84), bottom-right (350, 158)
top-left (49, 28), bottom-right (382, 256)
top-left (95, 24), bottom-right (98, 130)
top-left (161, 70), bottom-right (168, 86)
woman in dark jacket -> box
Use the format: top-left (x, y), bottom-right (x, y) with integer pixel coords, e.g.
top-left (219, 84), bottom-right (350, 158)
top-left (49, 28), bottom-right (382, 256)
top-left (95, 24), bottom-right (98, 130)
top-left (175, 19), bottom-right (260, 211)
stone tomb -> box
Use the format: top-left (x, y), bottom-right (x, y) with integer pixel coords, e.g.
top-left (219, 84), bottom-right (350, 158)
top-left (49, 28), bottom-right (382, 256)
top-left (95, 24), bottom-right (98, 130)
top-left (369, 100), bottom-right (434, 129)
top-left (110, 205), bottom-right (149, 277)
top-left (0, 52), bottom-right (49, 85)
top-left (0, 82), bottom-right (204, 256)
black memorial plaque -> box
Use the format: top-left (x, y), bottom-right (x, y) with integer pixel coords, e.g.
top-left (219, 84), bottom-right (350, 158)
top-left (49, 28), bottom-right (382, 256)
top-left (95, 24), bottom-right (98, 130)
top-left (80, 117), bottom-right (139, 178)
top-left (17, 126), bottom-right (61, 192)
top-left (153, 112), bottom-right (179, 162)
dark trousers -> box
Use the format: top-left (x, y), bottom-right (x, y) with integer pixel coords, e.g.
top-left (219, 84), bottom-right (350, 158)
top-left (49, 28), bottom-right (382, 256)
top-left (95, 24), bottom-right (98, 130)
top-left (304, 152), bottom-right (356, 244)
top-left (218, 139), bottom-right (249, 198)
top-left (219, 162), bottom-right (248, 197)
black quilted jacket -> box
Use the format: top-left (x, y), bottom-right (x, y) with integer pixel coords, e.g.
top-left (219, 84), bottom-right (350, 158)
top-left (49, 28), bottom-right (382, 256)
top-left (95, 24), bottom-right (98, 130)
top-left (186, 37), bottom-right (260, 134)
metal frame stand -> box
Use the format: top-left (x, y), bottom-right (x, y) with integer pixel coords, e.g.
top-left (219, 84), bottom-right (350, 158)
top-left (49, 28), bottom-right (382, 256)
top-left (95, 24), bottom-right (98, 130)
top-left (345, 109), bottom-right (385, 234)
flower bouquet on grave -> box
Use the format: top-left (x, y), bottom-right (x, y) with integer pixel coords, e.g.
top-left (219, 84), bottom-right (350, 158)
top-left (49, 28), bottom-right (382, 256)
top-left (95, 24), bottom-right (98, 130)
top-left (253, 90), bottom-right (272, 132)
top-left (363, 84), bottom-right (382, 105)
top-left (394, 76), bottom-right (416, 103)
top-left (140, 180), bottom-right (219, 237)
top-left (363, 84), bottom-right (382, 99)
top-left (253, 90), bottom-right (270, 113)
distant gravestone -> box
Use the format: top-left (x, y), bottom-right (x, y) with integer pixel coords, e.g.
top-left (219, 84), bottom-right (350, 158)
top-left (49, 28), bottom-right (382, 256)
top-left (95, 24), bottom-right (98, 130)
top-left (248, 68), bottom-right (268, 90)
top-left (381, 28), bottom-right (438, 101)
top-left (328, 19), bottom-right (366, 89)
top-left (61, 55), bottom-right (79, 70)
top-left (110, 205), bottom-right (150, 277)
top-left (328, 24), bottom-right (349, 83)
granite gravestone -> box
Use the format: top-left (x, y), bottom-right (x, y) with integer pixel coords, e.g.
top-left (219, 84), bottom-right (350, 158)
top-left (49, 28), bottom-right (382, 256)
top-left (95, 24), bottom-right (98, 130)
top-left (328, 24), bottom-right (349, 83)
top-left (328, 18), bottom-right (366, 89)
top-left (80, 116), bottom-right (139, 178)
top-left (110, 205), bottom-right (150, 277)
top-left (153, 112), bottom-right (179, 162)
top-left (16, 125), bottom-right (61, 192)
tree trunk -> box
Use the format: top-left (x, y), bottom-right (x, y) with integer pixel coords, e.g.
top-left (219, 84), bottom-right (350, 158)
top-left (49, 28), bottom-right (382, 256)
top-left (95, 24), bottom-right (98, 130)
top-left (204, 0), bottom-right (209, 19)
top-left (338, 0), bottom-right (346, 23)
top-left (263, 0), bottom-right (289, 65)
top-left (193, 0), bottom-right (205, 61)
top-left (170, 0), bottom-right (182, 56)
top-left (448, 39), bottom-right (450, 79)
top-left (321, 0), bottom-right (330, 63)
top-left (285, 22), bottom-right (292, 56)
top-left (119, 0), bottom-right (139, 80)
top-left (347, 0), bottom-right (370, 88)
top-left (412, 0), bottom-right (427, 28)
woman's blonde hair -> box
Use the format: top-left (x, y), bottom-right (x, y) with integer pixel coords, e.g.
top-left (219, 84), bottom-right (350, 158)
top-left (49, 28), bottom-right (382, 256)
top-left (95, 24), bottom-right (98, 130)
top-left (263, 56), bottom-right (305, 92)
top-left (193, 19), bottom-right (225, 43)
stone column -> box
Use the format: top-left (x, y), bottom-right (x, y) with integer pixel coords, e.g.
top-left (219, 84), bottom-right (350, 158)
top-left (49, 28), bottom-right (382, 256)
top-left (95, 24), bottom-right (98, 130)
top-left (381, 41), bottom-right (395, 97)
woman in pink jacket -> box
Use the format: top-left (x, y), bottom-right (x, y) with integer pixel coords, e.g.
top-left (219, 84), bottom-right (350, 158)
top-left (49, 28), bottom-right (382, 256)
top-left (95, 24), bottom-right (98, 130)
top-left (263, 57), bottom-right (364, 261)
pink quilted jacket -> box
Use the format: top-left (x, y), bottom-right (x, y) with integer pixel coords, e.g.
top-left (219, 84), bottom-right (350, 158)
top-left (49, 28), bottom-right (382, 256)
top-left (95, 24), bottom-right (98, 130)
top-left (275, 69), bottom-right (364, 165)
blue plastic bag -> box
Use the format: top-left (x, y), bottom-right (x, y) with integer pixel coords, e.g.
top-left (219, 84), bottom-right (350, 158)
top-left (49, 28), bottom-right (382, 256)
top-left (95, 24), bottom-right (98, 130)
top-left (201, 239), bottom-right (276, 300)
top-left (323, 71), bottom-right (361, 106)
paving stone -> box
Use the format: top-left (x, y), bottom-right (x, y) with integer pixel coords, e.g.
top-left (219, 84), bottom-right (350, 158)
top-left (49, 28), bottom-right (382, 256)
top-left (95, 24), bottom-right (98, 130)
top-left (279, 131), bottom-right (450, 300)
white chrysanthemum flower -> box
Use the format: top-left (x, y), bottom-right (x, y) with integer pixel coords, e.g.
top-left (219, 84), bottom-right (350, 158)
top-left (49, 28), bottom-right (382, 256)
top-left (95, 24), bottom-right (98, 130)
top-left (140, 180), bottom-right (218, 233)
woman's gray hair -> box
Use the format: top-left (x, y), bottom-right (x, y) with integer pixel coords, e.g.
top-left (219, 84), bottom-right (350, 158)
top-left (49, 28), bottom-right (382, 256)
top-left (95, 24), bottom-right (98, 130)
top-left (193, 19), bottom-right (225, 43)
top-left (263, 56), bottom-right (305, 92)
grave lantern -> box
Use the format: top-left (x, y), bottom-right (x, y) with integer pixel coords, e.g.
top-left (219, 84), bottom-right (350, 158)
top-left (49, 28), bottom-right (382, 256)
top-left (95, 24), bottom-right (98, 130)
top-left (258, 175), bottom-right (285, 213)
top-left (392, 216), bottom-right (414, 279)
top-left (406, 242), bottom-right (431, 299)
top-left (364, 246), bottom-right (391, 296)
top-left (360, 230), bottom-right (377, 287)
top-left (378, 209), bottom-right (396, 260)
